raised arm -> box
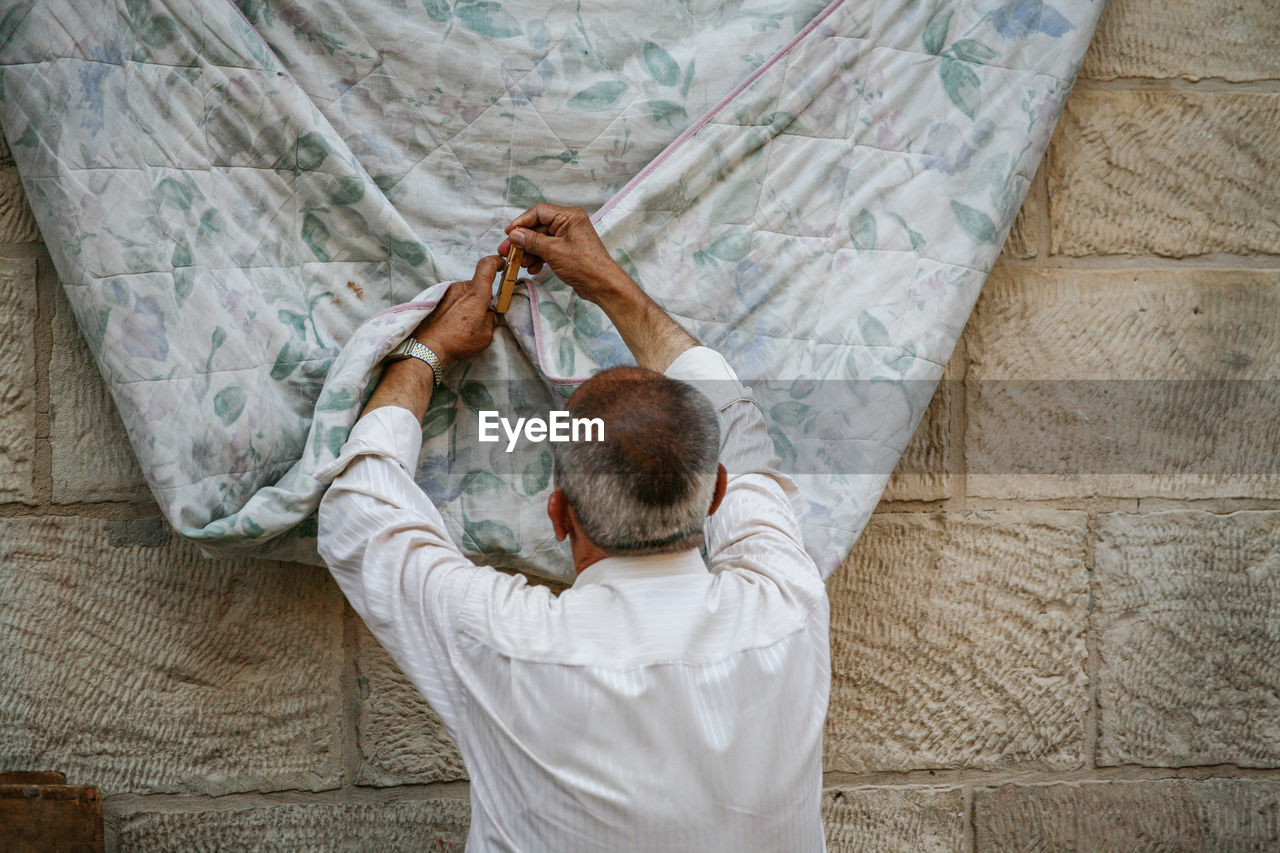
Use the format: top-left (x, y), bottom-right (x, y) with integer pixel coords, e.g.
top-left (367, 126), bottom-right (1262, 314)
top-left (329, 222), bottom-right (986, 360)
top-left (666, 349), bottom-right (823, 595)
top-left (499, 205), bottom-right (822, 596)
top-left (316, 256), bottom-right (509, 734)
top-left (499, 203), bottom-right (696, 372)
top-left (361, 255), bottom-right (502, 421)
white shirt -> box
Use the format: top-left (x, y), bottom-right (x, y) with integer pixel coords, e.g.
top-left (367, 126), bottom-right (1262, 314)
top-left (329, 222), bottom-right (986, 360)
top-left (317, 347), bottom-right (830, 853)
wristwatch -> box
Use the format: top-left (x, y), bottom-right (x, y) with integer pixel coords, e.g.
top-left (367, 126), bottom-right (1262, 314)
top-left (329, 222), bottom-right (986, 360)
top-left (385, 338), bottom-right (444, 388)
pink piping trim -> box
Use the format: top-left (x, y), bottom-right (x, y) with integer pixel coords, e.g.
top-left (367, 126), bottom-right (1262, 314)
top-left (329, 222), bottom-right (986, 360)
top-left (521, 280), bottom-right (592, 386)
top-left (369, 300), bottom-right (438, 320)
top-left (592, 0), bottom-right (847, 223)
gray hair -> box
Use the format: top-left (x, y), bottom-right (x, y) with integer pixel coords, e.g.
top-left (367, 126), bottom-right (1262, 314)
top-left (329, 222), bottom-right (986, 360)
top-left (552, 367), bottom-right (720, 556)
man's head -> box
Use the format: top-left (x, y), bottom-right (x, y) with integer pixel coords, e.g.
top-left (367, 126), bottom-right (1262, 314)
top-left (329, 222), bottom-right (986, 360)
top-left (548, 366), bottom-right (725, 560)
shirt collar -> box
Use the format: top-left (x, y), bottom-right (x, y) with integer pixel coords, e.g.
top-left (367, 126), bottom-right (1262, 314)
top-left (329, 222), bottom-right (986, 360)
top-left (572, 548), bottom-right (708, 589)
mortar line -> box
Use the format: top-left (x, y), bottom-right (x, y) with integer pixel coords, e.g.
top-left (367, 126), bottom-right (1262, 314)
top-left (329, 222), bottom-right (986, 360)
top-left (1032, 160), bottom-right (1051, 261)
top-left (0, 241), bottom-right (46, 258)
top-left (0, 500), bottom-right (176, 520)
top-left (1115, 497), bottom-right (1280, 512)
top-left (102, 807), bottom-right (120, 852)
top-left (101, 780), bottom-right (472, 816)
top-left (340, 601), bottom-right (363, 791)
top-left (50, 488), bottom-right (1280, 523)
top-left (954, 335), bottom-right (971, 512)
top-left (822, 764), bottom-right (1280, 789)
top-left (998, 253), bottom-right (1280, 271)
top-left (1082, 511), bottom-right (1101, 771)
top-left (965, 785), bottom-right (976, 853)
top-left (31, 246), bottom-right (54, 507)
top-left (876, 497), bottom-right (1280, 513)
top-left (1076, 76), bottom-right (1280, 93)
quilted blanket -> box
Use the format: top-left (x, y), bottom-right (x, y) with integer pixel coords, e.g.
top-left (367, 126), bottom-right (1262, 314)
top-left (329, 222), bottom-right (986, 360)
top-left (0, 0), bottom-right (1105, 581)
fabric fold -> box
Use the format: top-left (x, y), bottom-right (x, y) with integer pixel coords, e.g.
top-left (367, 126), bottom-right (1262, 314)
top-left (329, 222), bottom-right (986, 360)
top-left (0, 0), bottom-right (1107, 581)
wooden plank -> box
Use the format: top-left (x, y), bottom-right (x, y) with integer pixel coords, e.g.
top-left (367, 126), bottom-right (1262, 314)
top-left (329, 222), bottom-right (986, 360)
top-left (0, 784), bottom-right (103, 852)
top-left (0, 773), bottom-right (65, 786)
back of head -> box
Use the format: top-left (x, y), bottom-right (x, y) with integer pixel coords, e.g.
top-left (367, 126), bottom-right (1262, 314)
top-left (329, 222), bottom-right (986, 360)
top-left (552, 366), bottom-right (720, 556)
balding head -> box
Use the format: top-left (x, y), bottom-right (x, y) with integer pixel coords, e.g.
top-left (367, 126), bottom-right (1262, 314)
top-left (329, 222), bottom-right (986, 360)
top-left (552, 366), bottom-right (720, 555)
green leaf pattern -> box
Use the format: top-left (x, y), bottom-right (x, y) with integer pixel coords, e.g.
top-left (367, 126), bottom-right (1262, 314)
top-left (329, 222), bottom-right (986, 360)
top-left (9, 0), bottom-right (1099, 582)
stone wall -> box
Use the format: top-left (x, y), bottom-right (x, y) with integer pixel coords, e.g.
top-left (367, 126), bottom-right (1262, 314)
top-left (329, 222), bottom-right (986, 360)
top-left (2, 1), bottom-right (1279, 848)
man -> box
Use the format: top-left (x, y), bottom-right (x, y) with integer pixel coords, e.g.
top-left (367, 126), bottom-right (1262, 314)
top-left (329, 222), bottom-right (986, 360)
top-left (317, 204), bottom-right (830, 852)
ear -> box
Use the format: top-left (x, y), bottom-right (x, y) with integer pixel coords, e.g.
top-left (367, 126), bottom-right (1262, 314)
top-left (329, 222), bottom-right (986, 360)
top-left (547, 488), bottom-right (572, 541)
top-left (707, 464), bottom-right (728, 517)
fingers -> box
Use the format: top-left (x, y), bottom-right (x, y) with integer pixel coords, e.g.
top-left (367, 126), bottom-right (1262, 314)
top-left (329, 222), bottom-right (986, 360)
top-left (471, 254), bottom-right (504, 285)
top-left (434, 279), bottom-right (462, 308)
top-left (496, 237), bottom-right (545, 274)
top-left (508, 227), bottom-right (553, 261)
top-left (506, 202), bottom-right (590, 234)
top-left (508, 202), bottom-right (557, 231)
top-left (503, 203), bottom-right (592, 274)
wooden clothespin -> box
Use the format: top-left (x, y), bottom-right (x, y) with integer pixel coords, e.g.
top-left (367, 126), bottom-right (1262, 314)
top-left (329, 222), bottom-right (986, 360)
top-left (496, 245), bottom-right (523, 314)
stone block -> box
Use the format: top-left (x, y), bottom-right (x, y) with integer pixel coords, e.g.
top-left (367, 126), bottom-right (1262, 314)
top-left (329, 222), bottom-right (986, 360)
top-left (1095, 510), bottom-right (1280, 767)
top-left (1048, 92), bottom-right (1280, 257)
top-left (0, 517), bottom-right (344, 794)
top-left (974, 780), bottom-right (1280, 851)
top-left (965, 267), bottom-right (1280, 499)
top-left (998, 165), bottom-right (1042, 261)
top-left (355, 621), bottom-right (466, 785)
top-left (0, 165), bottom-right (40, 243)
top-left (49, 285), bottom-right (152, 503)
top-left (882, 381), bottom-right (951, 502)
top-left (825, 511), bottom-right (1089, 772)
top-left (0, 257), bottom-right (36, 504)
top-left (999, 202), bottom-right (1035, 260)
top-left (824, 786), bottom-right (966, 853)
top-left (965, 268), bottom-right (1280, 381)
top-left (1081, 0), bottom-right (1280, 82)
top-left (882, 353), bottom-right (960, 503)
top-left (118, 798), bottom-right (469, 852)
top-left (0, 129), bottom-right (39, 245)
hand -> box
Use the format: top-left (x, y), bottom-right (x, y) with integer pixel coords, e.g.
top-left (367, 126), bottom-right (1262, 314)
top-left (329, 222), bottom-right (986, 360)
top-left (499, 204), bottom-right (696, 371)
top-left (413, 255), bottom-right (502, 367)
top-left (497, 204), bottom-right (635, 306)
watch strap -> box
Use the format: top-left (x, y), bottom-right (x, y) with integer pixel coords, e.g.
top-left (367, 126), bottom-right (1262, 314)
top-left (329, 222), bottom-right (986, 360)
top-left (387, 338), bottom-right (443, 388)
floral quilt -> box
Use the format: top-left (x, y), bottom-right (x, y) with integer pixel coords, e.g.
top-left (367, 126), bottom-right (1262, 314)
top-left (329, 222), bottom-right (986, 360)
top-left (0, 0), bottom-right (1105, 581)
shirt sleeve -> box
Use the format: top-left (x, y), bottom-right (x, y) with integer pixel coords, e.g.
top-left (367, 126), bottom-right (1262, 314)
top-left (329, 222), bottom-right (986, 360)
top-left (664, 347), bottom-right (823, 597)
top-left (315, 405), bottom-right (484, 736)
